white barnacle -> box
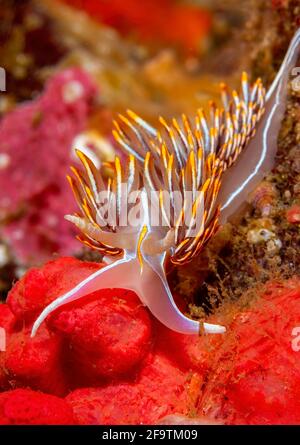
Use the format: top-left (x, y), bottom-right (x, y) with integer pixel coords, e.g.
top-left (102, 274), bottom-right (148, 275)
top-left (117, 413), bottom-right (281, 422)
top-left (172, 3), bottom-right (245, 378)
top-left (31, 29), bottom-right (300, 338)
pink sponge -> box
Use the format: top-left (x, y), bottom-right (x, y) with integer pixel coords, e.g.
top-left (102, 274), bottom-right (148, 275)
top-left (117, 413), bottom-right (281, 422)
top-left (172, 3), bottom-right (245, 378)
top-left (0, 68), bottom-right (97, 264)
top-left (0, 389), bottom-right (75, 425)
top-left (0, 68), bottom-right (96, 215)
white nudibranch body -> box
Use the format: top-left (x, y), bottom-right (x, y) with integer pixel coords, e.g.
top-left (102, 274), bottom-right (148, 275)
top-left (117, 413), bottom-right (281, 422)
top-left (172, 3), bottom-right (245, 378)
top-left (31, 29), bottom-right (300, 338)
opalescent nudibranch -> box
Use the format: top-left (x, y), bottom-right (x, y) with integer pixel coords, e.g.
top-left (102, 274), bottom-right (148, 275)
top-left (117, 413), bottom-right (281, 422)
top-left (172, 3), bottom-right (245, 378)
top-left (31, 29), bottom-right (300, 338)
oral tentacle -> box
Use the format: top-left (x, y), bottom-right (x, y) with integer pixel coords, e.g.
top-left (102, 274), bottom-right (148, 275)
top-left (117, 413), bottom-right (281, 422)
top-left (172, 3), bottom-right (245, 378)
top-left (142, 229), bottom-right (176, 256)
top-left (64, 214), bottom-right (136, 251)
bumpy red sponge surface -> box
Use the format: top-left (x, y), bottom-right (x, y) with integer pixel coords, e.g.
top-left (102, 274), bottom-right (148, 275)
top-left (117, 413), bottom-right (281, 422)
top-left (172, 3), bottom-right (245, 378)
top-left (7, 257), bottom-right (102, 323)
top-left (199, 279), bottom-right (300, 424)
top-left (66, 353), bottom-right (200, 424)
top-left (0, 389), bottom-right (75, 425)
top-left (4, 325), bottom-right (67, 396)
top-left (2, 257), bottom-right (300, 424)
top-left (49, 288), bottom-right (153, 381)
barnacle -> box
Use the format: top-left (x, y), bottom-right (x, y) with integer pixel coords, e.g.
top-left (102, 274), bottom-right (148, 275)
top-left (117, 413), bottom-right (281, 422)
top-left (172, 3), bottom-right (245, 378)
top-left (32, 29), bottom-right (300, 337)
top-left (248, 181), bottom-right (278, 217)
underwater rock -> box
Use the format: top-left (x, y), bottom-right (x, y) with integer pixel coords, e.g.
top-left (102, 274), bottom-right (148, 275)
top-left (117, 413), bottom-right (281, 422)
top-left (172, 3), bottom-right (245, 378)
top-left (247, 181), bottom-right (278, 217)
top-left (0, 68), bottom-right (97, 264)
top-left (0, 389), bottom-right (75, 425)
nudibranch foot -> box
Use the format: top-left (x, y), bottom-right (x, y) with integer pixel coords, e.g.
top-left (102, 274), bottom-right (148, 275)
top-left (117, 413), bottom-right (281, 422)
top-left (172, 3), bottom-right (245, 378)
top-left (31, 254), bottom-right (226, 337)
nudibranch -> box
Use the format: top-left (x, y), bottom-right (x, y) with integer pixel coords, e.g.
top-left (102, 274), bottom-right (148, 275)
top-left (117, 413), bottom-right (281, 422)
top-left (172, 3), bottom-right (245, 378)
top-left (31, 29), bottom-right (300, 337)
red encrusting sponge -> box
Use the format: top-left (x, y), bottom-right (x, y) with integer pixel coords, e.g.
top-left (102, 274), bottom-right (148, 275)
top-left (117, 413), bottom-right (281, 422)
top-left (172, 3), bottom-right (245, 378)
top-left (0, 389), bottom-right (75, 425)
top-left (7, 257), bottom-right (103, 323)
top-left (1, 257), bottom-right (300, 424)
top-left (3, 325), bottom-right (68, 396)
top-left (48, 288), bottom-right (153, 382)
top-left (66, 353), bottom-right (201, 425)
top-left (198, 279), bottom-right (300, 424)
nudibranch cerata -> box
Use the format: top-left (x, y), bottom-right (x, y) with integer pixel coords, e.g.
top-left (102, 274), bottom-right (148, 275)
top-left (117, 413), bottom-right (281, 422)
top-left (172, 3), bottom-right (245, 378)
top-left (31, 29), bottom-right (300, 338)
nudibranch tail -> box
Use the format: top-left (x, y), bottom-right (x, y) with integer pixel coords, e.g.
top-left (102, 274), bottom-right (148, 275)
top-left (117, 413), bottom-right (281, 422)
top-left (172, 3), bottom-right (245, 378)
top-left (218, 28), bottom-right (300, 222)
